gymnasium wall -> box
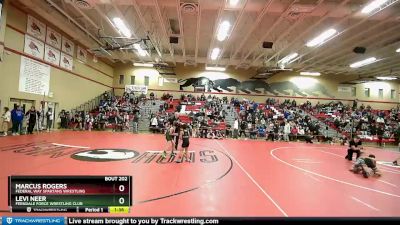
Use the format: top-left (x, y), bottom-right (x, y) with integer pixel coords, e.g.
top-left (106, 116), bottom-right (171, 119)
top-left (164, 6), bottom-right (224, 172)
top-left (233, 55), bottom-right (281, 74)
top-left (113, 63), bottom-right (399, 109)
top-left (0, 3), bottom-right (114, 114)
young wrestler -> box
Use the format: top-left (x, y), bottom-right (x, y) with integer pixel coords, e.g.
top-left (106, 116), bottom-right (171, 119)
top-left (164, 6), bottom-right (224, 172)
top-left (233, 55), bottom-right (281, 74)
top-left (349, 153), bottom-right (381, 178)
top-left (177, 124), bottom-right (190, 163)
top-left (174, 121), bottom-right (181, 151)
top-left (162, 123), bottom-right (176, 158)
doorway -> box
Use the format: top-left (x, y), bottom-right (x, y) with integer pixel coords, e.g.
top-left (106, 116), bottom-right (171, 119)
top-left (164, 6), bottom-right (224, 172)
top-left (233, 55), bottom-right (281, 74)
top-left (9, 98), bottom-right (35, 114)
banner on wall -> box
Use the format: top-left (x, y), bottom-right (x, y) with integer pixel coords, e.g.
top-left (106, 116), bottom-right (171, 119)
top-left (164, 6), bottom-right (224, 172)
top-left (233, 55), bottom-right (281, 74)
top-left (19, 56), bottom-right (50, 95)
top-left (24, 35), bottom-right (45, 59)
top-left (46, 26), bottom-right (62, 49)
top-left (60, 52), bottom-right (73, 71)
top-left (338, 86), bottom-right (352, 93)
top-left (77, 46), bottom-right (87, 62)
top-left (44, 44), bottom-right (60, 66)
top-left (164, 77), bottom-right (178, 83)
top-left (0, 0), bottom-right (4, 61)
top-left (0, 0), bottom-right (3, 31)
top-left (61, 36), bottom-right (75, 56)
top-left (27, 15), bottom-right (46, 41)
top-left (125, 85), bottom-right (148, 94)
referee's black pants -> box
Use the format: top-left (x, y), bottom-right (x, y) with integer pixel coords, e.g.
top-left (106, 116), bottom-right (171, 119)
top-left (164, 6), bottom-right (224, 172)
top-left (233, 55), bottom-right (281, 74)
top-left (345, 149), bottom-right (361, 161)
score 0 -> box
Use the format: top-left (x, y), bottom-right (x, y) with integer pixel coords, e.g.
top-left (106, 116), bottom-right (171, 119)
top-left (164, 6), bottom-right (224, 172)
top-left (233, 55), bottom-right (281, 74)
top-left (118, 184), bottom-right (125, 192)
top-left (115, 183), bottom-right (129, 205)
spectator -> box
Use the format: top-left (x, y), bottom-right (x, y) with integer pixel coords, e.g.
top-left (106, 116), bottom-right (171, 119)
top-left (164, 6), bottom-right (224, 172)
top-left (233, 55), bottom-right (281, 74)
top-left (59, 110), bottom-right (67, 129)
top-left (291, 125), bottom-right (298, 141)
top-left (46, 108), bottom-right (53, 131)
top-left (283, 121), bottom-right (291, 142)
top-left (305, 132), bottom-right (314, 144)
top-left (1, 107), bottom-right (11, 136)
top-left (11, 106), bottom-right (24, 135)
top-left (25, 106), bottom-right (38, 134)
top-left (239, 120), bottom-right (247, 138)
top-left (249, 125), bottom-right (258, 139)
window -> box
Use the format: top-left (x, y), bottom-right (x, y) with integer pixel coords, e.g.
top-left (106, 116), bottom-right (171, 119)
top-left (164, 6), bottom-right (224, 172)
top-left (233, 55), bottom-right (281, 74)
top-left (351, 87), bottom-right (356, 97)
top-left (378, 89), bottom-right (383, 99)
top-left (144, 76), bottom-right (149, 86)
top-left (391, 89), bottom-right (396, 99)
top-left (158, 77), bottom-right (164, 86)
top-left (130, 76), bottom-right (135, 85)
top-left (119, 75), bottom-right (124, 85)
top-left (364, 88), bottom-right (370, 97)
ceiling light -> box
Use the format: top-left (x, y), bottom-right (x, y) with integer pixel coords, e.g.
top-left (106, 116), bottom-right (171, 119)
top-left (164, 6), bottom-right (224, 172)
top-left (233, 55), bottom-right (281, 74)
top-left (278, 53), bottom-right (298, 65)
top-left (133, 43), bottom-right (148, 57)
top-left (361, 0), bottom-right (389, 14)
top-left (376, 76), bottom-right (397, 80)
top-left (112, 17), bottom-right (131, 38)
top-left (229, 0), bottom-right (240, 6)
top-left (216, 21), bottom-right (231, 41)
top-left (300, 71), bottom-right (321, 76)
top-left (210, 48), bottom-right (221, 60)
top-left (133, 63), bottom-right (153, 67)
top-left (205, 66), bottom-right (226, 72)
top-left (350, 57), bottom-right (377, 68)
top-left (396, 48), bottom-right (400, 53)
top-left (306, 28), bottom-right (337, 47)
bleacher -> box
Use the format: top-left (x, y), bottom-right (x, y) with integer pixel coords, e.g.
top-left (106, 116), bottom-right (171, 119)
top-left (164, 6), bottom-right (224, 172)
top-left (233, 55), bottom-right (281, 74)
top-left (306, 106), bottom-right (397, 145)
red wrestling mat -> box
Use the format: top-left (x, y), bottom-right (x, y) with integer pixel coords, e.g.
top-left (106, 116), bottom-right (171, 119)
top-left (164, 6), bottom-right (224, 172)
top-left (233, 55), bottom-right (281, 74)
top-left (0, 131), bottom-right (399, 217)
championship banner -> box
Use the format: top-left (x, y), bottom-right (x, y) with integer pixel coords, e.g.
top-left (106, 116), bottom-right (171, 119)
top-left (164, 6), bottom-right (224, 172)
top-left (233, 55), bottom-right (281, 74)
top-left (24, 35), bottom-right (45, 60)
top-left (337, 85), bottom-right (352, 93)
top-left (19, 56), bottom-right (50, 95)
top-left (0, 0), bottom-right (3, 31)
top-left (164, 77), bottom-right (178, 83)
top-left (60, 52), bottom-right (73, 71)
top-left (27, 15), bottom-right (46, 41)
top-left (46, 27), bottom-right (62, 49)
top-left (0, 0), bottom-right (4, 61)
top-left (125, 85), bottom-right (148, 94)
top-left (61, 36), bottom-right (75, 56)
top-left (44, 44), bottom-right (60, 66)
top-left (77, 46), bottom-right (87, 63)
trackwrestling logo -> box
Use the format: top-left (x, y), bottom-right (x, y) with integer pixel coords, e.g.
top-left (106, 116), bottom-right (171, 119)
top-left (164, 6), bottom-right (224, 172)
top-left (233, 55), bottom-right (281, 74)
top-left (71, 149), bottom-right (219, 164)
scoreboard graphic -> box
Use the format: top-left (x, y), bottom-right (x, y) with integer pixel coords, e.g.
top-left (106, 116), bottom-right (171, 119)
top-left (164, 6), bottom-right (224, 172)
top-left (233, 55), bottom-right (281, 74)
top-left (8, 176), bottom-right (132, 213)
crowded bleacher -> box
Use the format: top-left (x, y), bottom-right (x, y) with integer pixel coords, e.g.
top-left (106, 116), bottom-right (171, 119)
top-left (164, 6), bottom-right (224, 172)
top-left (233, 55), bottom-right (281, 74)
top-left (3, 90), bottom-right (400, 147)
top-left (65, 91), bottom-right (399, 146)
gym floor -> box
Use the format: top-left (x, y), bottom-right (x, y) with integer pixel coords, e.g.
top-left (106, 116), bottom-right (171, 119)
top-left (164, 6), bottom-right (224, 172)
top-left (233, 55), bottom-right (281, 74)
top-left (0, 131), bottom-right (399, 217)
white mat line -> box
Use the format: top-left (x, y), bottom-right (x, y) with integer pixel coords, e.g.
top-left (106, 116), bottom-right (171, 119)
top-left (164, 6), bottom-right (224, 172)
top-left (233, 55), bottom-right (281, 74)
top-left (270, 147), bottom-right (400, 198)
top-left (377, 179), bottom-right (397, 187)
top-left (380, 168), bottom-right (400, 175)
top-left (146, 150), bottom-right (195, 153)
top-left (215, 141), bottom-right (288, 217)
top-left (351, 196), bottom-right (380, 211)
top-left (52, 143), bottom-right (89, 149)
top-left (303, 172), bottom-right (321, 182)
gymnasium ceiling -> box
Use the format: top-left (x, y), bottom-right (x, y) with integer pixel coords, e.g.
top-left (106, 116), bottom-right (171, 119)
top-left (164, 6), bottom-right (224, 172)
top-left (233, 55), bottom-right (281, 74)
top-left (15, 0), bottom-right (400, 79)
